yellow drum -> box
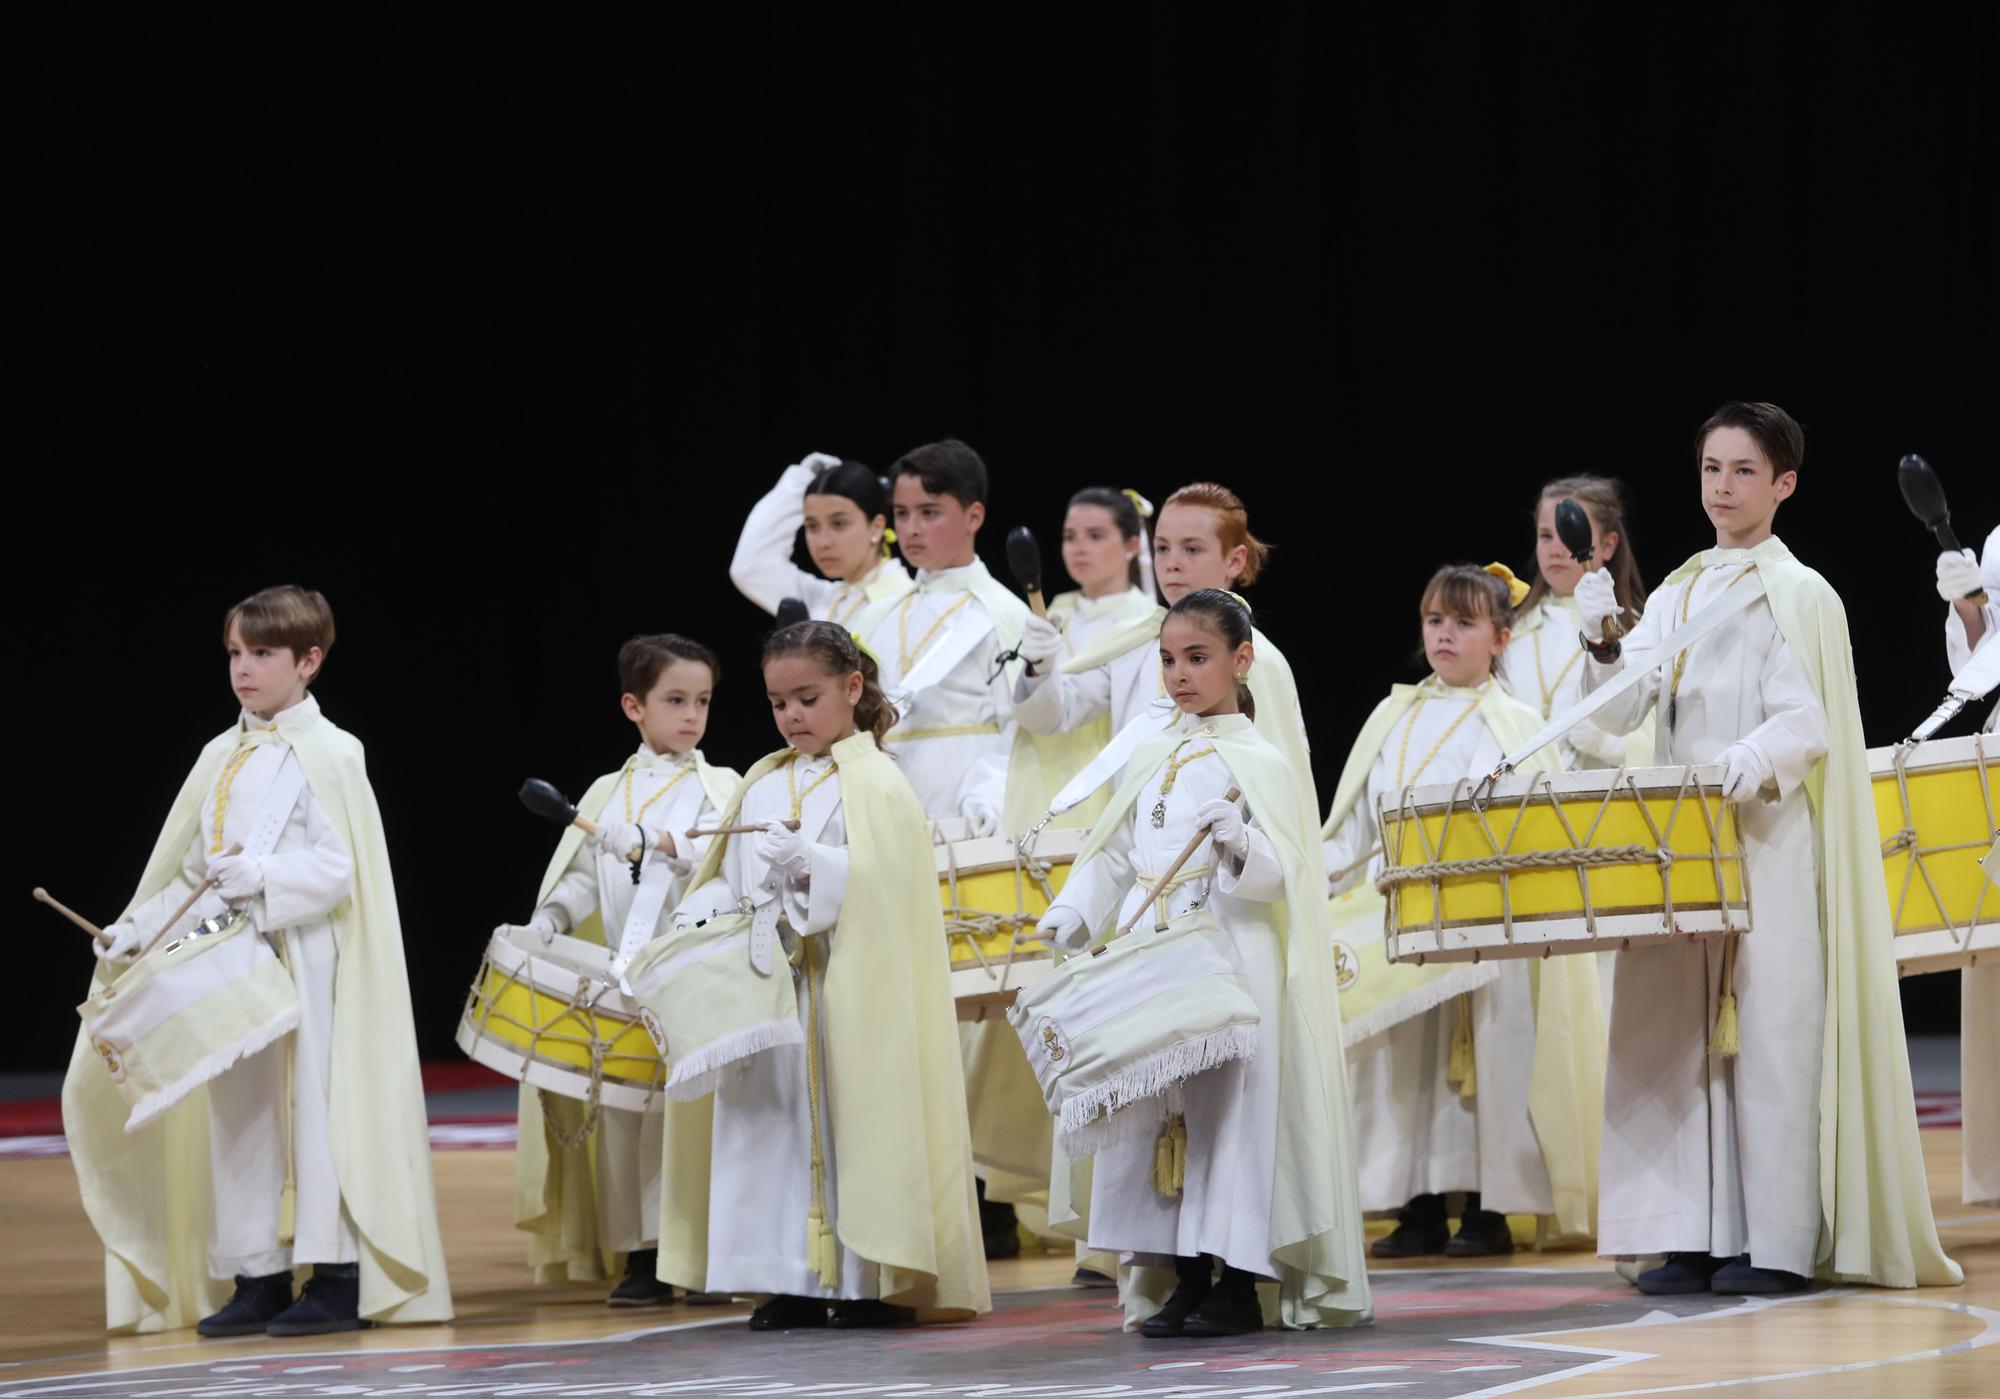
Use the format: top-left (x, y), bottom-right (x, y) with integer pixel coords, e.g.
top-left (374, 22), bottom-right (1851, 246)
top-left (1871, 733), bottom-right (1996, 976)
top-left (1380, 763), bottom-right (1750, 964)
top-left (940, 828), bottom-right (1085, 1017)
top-left (456, 926), bottom-right (664, 1112)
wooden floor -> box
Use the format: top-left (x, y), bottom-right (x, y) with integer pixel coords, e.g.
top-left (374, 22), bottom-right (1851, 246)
top-left (1, 1131), bottom-right (1994, 1395)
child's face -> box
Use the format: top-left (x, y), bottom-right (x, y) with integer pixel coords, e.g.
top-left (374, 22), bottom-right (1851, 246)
top-left (1534, 497), bottom-right (1617, 599)
top-left (1700, 427), bottom-right (1795, 543)
top-left (892, 478), bottom-right (983, 572)
top-left (803, 491), bottom-right (885, 584)
top-left (1159, 614), bottom-right (1252, 718)
top-left (764, 654), bottom-right (862, 758)
top-left (1152, 503), bottom-right (1248, 605)
top-left (226, 619), bottom-right (319, 720)
top-left (1423, 606), bottom-right (1508, 688)
top-left (621, 658), bottom-right (714, 756)
top-left (1061, 503), bottom-right (1137, 597)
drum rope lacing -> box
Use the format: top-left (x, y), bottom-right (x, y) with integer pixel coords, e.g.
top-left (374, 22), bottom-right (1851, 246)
top-left (1881, 738), bottom-right (1995, 953)
top-left (937, 824), bottom-right (1067, 1012)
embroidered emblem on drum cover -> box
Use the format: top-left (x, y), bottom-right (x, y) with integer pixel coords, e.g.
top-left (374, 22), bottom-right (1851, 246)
top-left (1332, 940), bottom-right (1359, 991)
top-left (1037, 1018), bottom-right (1069, 1063)
top-left (640, 1008), bottom-right (669, 1057)
top-left (95, 1040), bottom-right (124, 1081)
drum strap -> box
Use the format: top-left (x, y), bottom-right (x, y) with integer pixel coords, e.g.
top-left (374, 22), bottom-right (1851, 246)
top-left (1908, 631), bottom-right (2000, 741)
top-left (239, 751), bottom-right (309, 871)
top-left (1046, 699), bottom-right (1179, 818)
top-left (611, 855), bottom-right (680, 990)
top-left (883, 606), bottom-right (996, 720)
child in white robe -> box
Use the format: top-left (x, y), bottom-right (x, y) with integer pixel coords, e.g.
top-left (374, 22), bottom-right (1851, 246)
top-left (1037, 590), bottom-right (1370, 1338)
top-left (1322, 565), bottom-right (1601, 1259)
top-left (656, 621), bottom-right (989, 1329)
top-left (1577, 401), bottom-right (1960, 1294)
top-left (507, 635), bottom-right (737, 1305)
top-left (730, 453), bottom-right (913, 624)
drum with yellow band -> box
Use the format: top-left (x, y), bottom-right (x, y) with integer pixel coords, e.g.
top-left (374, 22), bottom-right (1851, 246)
top-left (1870, 732), bottom-right (1996, 975)
top-left (939, 828), bottom-right (1086, 1016)
top-left (1380, 763), bottom-right (1750, 964)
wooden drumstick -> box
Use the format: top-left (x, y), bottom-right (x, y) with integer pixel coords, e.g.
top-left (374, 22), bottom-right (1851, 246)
top-left (686, 820), bottom-right (801, 839)
top-left (1555, 498), bottom-right (1624, 641)
top-left (137, 841), bottom-right (243, 957)
top-left (1118, 786), bottom-right (1241, 937)
top-left (34, 888), bottom-right (110, 945)
top-left (1007, 526), bottom-right (1050, 620)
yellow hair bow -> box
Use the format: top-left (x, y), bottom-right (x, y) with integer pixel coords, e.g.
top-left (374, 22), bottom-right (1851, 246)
top-left (849, 631), bottom-right (883, 668)
top-left (1483, 562), bottom-right (1531, 609)
top-left (1223, 589), bottom-right (1254, 616)
top-left (1122, 487), bottom-right (1155, 519)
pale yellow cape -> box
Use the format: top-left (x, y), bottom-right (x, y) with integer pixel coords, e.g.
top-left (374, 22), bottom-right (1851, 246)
top-left (1664, 537), bottom-right (1960, 1287)
top-left (60, 710), bottom-right (453, 1332)
top-left (1321, 680), bottom-right (1603, 1242)
top-left (1510, 594), bottom-right (1657, 765)
top-left (655, 733), bottom-right (991, 1317)
top-left (511, 752), bottom-right (739, 1284)
top-left (1066, 715), bottom-right (1372, 1328)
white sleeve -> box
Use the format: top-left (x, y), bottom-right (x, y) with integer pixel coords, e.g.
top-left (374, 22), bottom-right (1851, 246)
top-left (799, 842), bottom-right (850, 936)
top-left (1736, 630), bottom-right (1830, 803)
top-left (729, 464), bottom-right (836, 616)
top-left (124, 830), bottom-right (219, 944)
top-left (1048, 819), bottom-right (1135, 935)
top-left (252, 788), bottom-right (355, 932)
top-left (1214, 808), bottom-right (1285, 902)
top-left (1945, 531), bottom-right (2000, 673)
top-left (1321, 801), bottom-right (1376, 896)
top-left (535, 840), bottom-right (599, 935)
top-left (1017, 661), bottom-right (1115, 735)
top-left (1581, 584), bottom-right (1670, 734)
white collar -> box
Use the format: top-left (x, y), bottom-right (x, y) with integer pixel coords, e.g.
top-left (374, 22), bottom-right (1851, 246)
top-left (916, 559), bottom-right (988, 591)
top-left (240, 691), bottom-right (320, 740)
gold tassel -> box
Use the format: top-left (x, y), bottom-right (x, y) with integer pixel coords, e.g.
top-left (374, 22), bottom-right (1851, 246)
top-left (278, 1179), bottom-right (297, 1247)
top-left (807, 1206), bottom-right (840, 1288)
top-left (1152, 1115), bottom-right (1187, 1197)
top-left (1448, 994), bottom-right (1478, 1098)
top-left (1709, 938), bottom-right (1741, 1058)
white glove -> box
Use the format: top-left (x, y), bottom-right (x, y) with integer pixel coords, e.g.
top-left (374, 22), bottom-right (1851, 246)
top-left (1018, 613), bottom-right (1063, 672)
top-left (1716, 741), bottom-right (1771, 804)
top-left (755, 821), bottom-right (810, 879)
top-left (1198, 797), bottom-right (1250, 859)
top-left (96, 920), bottom-right (141, 963)
top-left (799, 451), bottom-right (843, 477)
top-left (496, 910), bottom-right (565, 943)
top-left (961, 794), bottom-right (1001, 839)
top-left (1574, 568), bottom-right (1621, 643)
top-left (208, 853), bottom-right (265, 903)
top-left (1037, 906), bottom-right (1090, 954)
top-left (592, 819), bottom-right (653, 864)
top-left (1937, 548), bottom-right (1982, 602)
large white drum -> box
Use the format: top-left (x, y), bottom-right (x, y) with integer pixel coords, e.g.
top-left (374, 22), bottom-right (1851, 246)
top-left (1870, 732), bottom-right (1997, 975)
top-left (625, 910), bottom-right (804, 1102)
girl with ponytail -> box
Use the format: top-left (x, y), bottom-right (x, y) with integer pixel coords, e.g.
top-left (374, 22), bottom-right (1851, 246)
top-left (731, 453), bottom-right (915, 626)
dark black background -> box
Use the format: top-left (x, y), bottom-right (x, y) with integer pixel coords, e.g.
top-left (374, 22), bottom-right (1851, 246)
top-left (21, 4), bottom-right (1997, 1068)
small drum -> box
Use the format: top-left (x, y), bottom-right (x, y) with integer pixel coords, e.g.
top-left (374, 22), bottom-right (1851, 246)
top-left (1379, 763), bottom-right (1750, 964)
top-left (456, 926), bottom-right (664, 1112)
top-left (1870, 732), bottom-right (1997, 976)
top-left (1006, 908), bottom-right (1260, 1158)
top-left (940, 828), bottom-right (1086, 1019)
top-left (78, 914), bottom-right (300, 1133)
top-left (625, 910), bottom-right (805, 1102)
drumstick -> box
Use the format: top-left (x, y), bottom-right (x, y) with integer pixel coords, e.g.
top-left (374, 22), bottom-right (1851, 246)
top-left (1555, 498), bottom-right (1624, 641)
top-left (1119, 786), bottom-right (1242, 937)
top-left (686, 820), bottom-right (802, 839)
top-left (34, 888), bottom-right (110, 945)
top-left (138, 841), bottom-right (242, 957)
top-left (1007, 526), bottom-right (1050, 620)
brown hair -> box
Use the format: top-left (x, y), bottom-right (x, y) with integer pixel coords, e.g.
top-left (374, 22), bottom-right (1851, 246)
top-left (1419, 565), bottom-right (1513, 675)
top-left (1520, 475), bottom-right (1648, 628)
top-left (1068, 486), bottom-right (1147, 589)
top-left (618, 634), bottom-right (720, 700)
top-left (1161, 482), bottom-right (1271, 586)
top-left (762, 620), bottom-right (896, 745)
top-left (1696, 400), bottom-right (1804, 477)
top-left (1165, 588), bottom-right (1257, 719)
top-left (223, 586), bottom-right (335, 671)
top-left (891, 438), bottom-right (988, 508)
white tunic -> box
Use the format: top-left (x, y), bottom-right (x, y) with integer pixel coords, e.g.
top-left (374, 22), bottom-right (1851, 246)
top-left (536, 746), bottom-right (722, 1253)
top-left (1499, 594), bottom-right (1639, 769)
top-left (1322, 680), bottom-right (1553, 1216)
top-left (694, 753), bottom-right (877, 1298)
top-left (1045, 715), bottom-right (1289, 1277)
top-left (729, 461), bottom-right (912, 626)
top-left (1945, 526), bottom-right (1999, 1207)
top-left (1584, 554), bottom-right (1831, 1273)
top-left (123, 694), bottom-right (357, 1278)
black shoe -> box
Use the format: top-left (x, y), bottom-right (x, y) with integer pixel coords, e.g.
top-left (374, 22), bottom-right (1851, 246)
top-left (829, 1299), bottom-right (919, 1328)
top-left (1071, 1265), bottom-right (1117, 1289)
top-left (608, 1249), bottom-right (678, 1309)
top-left (978, 1186), bottom-right (1020, 1260)
top-left (1371, 1194), bottom-right (1449, 1259)
top-left (1635, 1252), bottom-right (1725, 1295)
top-left (1139, 1256), bottom-right (1214, 1338)
top-left (1445, 1209), bottom-right (1515, 1258)
top-left (267, 1263), bottom-right (367, 1336)
top-left (1711, 1256), bottom-right (1810, 1295)
top-left (197, 1272), bottom-right (294, 1337)
top-left (747, 1294), bottom-right (829, 1331)
top-left (1182, 1267), bottom-right (1264, 1338)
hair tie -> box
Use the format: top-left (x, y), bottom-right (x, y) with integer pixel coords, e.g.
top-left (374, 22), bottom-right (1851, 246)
top-left (1483, 562), bottom-right (1531, 608)
top-left (849, 631), bottom-right (882, 667)
top-left (1222, 589), bottom-right (1254, 616)
top-left (882, 527), bottom-right (897, 544)
top-left (1122, 487), bottom-right (1155, 520)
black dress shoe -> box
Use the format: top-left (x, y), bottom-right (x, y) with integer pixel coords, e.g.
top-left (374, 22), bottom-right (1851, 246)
top-left (267, 1263), bottom-right (367, 1336)
top-left (830, 1299), bottom-right (919, 1328)
top-left (1071, 1265), bottom-right (1117, 1288)
top-left (1711, 1256), bottom-right (1810, 1294)
top-left (197, 1272), bottom-right (294, 1337)
top-left (1370, 1194), bottom-right (1449, 1259)
top-left (977, 1179), bottom-right (1020, 1260)
top-left (1139, 1256), bottom-right (1214, 1338)
top-left (1181, 1268), bottom-right (1264, 1337)
top-left (1445, 1208), bottom-right (1515, 1257)
top-left (608, 1249), bottom-right (678, 1309)
top-left (747, 1294), bottom-right (829, 1331)
top-left (1635, 1252), bottom-right (1725, 1295)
